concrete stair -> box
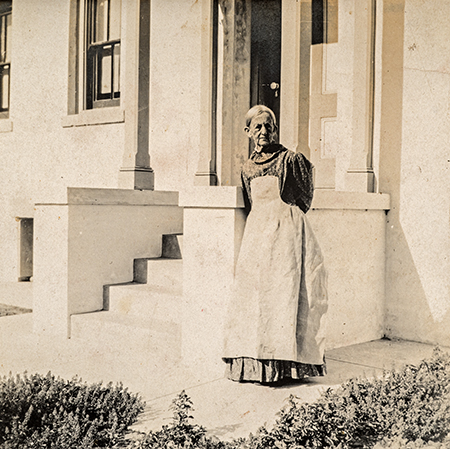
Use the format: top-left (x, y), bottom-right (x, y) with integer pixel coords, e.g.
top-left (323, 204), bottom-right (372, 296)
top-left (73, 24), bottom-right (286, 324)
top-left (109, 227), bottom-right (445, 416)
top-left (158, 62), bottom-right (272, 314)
top-left (133, 258), bottom-right (183, 291)
top-left (71, 234), bottom-right (183, 364)
top-left (109, 276), bottom-right (182, 323)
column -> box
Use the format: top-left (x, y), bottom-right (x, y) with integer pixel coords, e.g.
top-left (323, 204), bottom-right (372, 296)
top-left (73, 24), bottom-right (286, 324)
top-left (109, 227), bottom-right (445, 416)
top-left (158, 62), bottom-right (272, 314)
top-left (196, 0), bottom-right (252, 187)
top-left (345, 0), bottom-right (376, 192)
top-left (281, 0), bottom-right (338, 188)
top-left (309, 44), bottom-right (337, 189)
top-left (195, 0), bottom-right (218, 186)
top-left (119, 0), bottom-right (154, 190)
top-left (280, 0), bottom-right (311, 157)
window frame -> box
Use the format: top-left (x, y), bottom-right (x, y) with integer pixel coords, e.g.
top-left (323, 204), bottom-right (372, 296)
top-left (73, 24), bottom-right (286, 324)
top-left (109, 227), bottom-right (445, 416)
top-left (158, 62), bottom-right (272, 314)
top-left (84, 0), bottom-right (121, 110)
top-left (0, 1), bottom-right (12, 120)
top-left (67, 0), bottom-right (122, 118)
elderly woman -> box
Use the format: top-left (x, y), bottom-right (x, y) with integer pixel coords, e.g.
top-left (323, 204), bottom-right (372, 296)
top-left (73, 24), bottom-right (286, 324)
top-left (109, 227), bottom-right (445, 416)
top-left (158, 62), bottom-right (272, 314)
top-left (223, 105), bottom-right (328, 384)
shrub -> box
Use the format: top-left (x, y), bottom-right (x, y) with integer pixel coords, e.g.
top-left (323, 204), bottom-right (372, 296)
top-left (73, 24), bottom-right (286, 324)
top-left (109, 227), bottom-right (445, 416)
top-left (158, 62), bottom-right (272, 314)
top-left (373, 436), bottom-right (450, 449)
top-left (2, 348), bottom-right (449, 449)
top-left (137, 390), bottom-right (226, 449)
top-left (244, 347), bottom-right (450, 449)
top-left (0, 371), bottom-right (145, 449)
top-left (138, 347), bottom-right (450, 449)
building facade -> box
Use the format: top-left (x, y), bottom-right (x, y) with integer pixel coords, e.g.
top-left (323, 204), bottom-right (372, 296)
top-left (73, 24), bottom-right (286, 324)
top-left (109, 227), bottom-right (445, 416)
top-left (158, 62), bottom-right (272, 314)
top-left (0, 0), bottom-right (449, 374)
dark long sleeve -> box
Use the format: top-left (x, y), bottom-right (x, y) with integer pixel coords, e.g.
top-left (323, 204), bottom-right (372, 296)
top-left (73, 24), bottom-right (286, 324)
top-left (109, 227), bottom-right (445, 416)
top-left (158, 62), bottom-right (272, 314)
top-left (241, 172), bottom-right (252, 216)
top-left (280, 151), bottom-right (314, 213)
top-left (240, 145), bottom-right (314, 214)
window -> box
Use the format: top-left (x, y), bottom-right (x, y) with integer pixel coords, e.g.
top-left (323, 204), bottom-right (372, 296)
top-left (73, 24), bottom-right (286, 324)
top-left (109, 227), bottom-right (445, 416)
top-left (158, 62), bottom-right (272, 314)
top-left (68, 0), bottom-right (121, 115)
top-left (0, 1), bottom-right (11, 119)
top-left (85, 0), bottom-right (121, 109)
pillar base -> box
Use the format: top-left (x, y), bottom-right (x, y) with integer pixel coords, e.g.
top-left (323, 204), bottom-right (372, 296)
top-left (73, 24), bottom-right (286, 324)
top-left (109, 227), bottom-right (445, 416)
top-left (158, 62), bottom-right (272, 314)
top-left (119, 167), bottom-right (154, 190)
top-left (194, 172), bottom-right (218, 186)
top-left (313, 158), bottom-right (336, 190)
top-left (345, 170), bottom-right (375, 193)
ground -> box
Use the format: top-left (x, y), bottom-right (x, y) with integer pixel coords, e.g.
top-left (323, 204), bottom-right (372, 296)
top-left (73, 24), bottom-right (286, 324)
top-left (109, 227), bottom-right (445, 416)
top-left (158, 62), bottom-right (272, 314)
top-left (0, 307), bottom-right (443, 441)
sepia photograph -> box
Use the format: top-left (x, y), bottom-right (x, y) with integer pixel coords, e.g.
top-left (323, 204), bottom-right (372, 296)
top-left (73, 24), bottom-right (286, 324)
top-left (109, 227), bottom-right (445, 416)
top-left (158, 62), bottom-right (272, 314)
top-left (0, 0), bottom-right (449, 447)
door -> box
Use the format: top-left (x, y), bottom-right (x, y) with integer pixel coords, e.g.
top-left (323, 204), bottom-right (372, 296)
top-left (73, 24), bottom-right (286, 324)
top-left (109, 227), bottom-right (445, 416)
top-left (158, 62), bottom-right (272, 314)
top-left (250, 0), bottom-right (282, 126)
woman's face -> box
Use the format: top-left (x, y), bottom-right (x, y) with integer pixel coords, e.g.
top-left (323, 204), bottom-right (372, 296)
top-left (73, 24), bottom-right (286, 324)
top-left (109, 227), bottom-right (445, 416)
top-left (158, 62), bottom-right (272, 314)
top-left (245, 112), bottom-right (277, 152)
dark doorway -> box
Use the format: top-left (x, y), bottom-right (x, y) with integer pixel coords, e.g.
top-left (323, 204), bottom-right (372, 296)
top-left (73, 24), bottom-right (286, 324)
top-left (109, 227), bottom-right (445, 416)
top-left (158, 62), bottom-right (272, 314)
top-left (18, 218), bottom-right (33, 282)
top-left (312, 0), bottom-right (339, 45)
top-left (250, 0), bottom-right (282, 126)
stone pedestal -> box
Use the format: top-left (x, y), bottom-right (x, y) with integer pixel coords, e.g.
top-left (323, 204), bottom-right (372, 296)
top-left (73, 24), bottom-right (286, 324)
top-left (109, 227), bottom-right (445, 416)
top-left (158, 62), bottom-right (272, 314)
top-left (180, 186), bottom-right (246, 378)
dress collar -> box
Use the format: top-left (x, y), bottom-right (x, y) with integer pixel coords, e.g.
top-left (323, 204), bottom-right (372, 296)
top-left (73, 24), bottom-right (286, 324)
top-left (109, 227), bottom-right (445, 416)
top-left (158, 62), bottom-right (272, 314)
top-left (250, 144), bottom-right (284, 165)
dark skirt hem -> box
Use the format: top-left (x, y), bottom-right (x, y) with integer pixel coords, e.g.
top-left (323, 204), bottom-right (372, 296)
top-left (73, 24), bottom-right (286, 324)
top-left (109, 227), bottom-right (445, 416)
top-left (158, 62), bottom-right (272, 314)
top-left (223, 356), bottom-right (326, 384)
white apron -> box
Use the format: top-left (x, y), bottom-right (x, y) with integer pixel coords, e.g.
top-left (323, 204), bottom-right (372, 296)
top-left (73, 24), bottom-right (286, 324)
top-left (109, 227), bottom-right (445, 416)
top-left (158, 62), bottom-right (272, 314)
top-left (223, 176), bottom-right (328, 365)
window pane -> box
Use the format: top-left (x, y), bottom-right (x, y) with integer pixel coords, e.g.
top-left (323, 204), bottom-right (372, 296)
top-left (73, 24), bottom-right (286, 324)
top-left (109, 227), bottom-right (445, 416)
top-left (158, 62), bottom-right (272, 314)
top-left (95, 0), bottom-right (108, 42)
top-left (5, 10), bottom-right (10, 60)
top-left (0, 15), bottom-right (5, 64)
top-left (0, 65), bottom-right (9, 110)
top-left (99, 45), bottom-right (112, 96)
top-left (84, 0), bottom-right (120, 108)
top-left (109, 0), bottom-right (121, 40)
top-left (113, 43), bottom-right (120, 95)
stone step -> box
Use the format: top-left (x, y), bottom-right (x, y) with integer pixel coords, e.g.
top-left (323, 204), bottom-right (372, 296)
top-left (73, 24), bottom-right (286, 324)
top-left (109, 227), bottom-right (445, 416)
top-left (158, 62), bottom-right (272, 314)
top-left (133, 258), bottom-right (183, 289)
top-left (71, 311), bottom-right (181, 363)
top-left (108, 282), bottom-right (181, 322)
top-left (161, 234), bottom-right (183, 259)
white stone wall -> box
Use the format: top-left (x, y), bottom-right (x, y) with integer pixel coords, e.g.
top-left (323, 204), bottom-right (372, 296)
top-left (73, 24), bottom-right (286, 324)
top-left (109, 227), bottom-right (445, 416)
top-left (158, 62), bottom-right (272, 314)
top-left (33, 188), bottom-right (183, 337)
top-left (0, 0), bottom-right (204, 283)
top-left (309, 208), bottom-right (386, 349)
top-left (0, 1), bottom-right (124, 281)
top-left (180, 188), bottom-right (389, 377)
top-left (381, 0), bottom-right (450, 346)
top-left (149, 0), bottom-right (203, 192)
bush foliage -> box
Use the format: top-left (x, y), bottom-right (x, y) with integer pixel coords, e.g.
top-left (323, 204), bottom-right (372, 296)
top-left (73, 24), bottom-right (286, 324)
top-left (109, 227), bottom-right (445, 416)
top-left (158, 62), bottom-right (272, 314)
top-left (136, 390), bottom-right (223, 449)
top-left (0, 372), bottom-right (144, 449)
top-left (240, 347), bottom-right (450, 449)
top-left (138, 348), bottom-right (450, 449)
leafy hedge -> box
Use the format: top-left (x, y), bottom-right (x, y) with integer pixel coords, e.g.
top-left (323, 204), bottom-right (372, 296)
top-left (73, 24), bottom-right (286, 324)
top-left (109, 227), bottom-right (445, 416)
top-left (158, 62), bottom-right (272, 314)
top-left (237, 347), bottom-right (450, 448)
top-left (138, 348), bottom-right (450, 449)
top-left (374, 437), bottom-right (449, 449)
top-left (0, 372), bottom-right (144, 449)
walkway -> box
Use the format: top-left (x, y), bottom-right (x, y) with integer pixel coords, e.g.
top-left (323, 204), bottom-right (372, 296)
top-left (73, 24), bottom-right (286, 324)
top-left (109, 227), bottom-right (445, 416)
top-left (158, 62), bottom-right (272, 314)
top-left (0, 309), bottom-right (442, 441)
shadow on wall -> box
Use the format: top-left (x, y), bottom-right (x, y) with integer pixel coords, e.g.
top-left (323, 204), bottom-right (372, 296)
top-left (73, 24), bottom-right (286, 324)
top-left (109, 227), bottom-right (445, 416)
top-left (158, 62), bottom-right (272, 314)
top-left (379, 0), bottom-right (450, 345)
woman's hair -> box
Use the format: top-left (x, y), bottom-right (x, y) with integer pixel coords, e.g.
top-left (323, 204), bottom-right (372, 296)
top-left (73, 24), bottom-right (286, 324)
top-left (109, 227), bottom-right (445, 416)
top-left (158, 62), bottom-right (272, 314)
top-left (245, 105), bottom-right (277, 128)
